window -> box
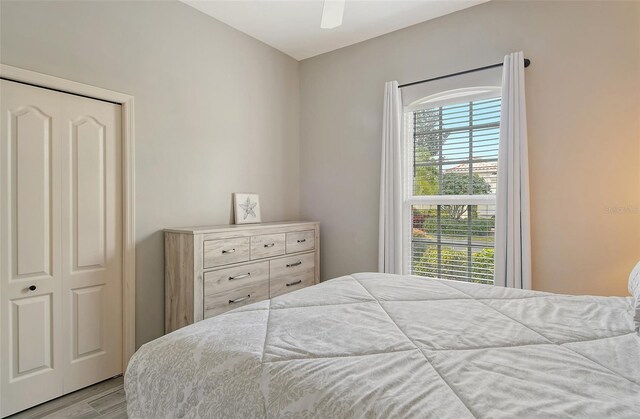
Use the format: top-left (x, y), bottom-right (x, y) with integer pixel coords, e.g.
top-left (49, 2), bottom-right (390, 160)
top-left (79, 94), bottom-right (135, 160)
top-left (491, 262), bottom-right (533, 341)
top-left (403, 88), bottom-right (500, 284)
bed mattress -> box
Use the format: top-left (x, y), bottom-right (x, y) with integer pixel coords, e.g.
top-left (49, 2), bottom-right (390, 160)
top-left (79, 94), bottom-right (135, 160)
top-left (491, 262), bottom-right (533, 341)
top-left (125, 273), bottom-right (640, 418)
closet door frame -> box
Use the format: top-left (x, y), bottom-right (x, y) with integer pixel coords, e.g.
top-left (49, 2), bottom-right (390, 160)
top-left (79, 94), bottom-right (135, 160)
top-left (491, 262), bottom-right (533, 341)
top-left (0, 64), bottom-right (136, 369)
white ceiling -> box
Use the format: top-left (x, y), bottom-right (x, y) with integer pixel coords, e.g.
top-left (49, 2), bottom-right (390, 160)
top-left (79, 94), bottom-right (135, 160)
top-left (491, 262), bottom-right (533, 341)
top-left (181, 1), bottom-right (488, 60)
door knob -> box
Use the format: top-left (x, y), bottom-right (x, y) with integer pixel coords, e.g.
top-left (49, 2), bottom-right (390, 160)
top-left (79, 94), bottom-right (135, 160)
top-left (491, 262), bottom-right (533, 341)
top-left (28, 285), bottom-right (36, 291)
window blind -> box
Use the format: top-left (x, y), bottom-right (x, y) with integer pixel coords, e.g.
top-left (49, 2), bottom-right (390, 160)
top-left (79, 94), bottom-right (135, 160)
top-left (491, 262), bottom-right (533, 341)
top-left (405, 96), bottom-right (500, 284)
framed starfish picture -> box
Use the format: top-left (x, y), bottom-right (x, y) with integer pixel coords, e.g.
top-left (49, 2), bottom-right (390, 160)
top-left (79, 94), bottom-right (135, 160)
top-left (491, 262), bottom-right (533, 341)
top-left (233, 193), bottom-right (262, 224)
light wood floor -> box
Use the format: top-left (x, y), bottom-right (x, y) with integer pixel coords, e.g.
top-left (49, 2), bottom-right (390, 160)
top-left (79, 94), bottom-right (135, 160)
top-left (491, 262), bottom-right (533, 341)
top-left (8, 376), bottom-right (126, 419)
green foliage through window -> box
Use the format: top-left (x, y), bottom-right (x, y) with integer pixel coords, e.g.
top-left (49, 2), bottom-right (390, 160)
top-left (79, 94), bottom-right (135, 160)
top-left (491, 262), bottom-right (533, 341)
top-left (414, 246), bottom-right (494, 284)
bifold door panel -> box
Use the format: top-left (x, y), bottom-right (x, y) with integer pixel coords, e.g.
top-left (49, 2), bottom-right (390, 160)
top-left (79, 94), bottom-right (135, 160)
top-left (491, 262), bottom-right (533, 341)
top-left (0, 80), bottom-right (123, 417)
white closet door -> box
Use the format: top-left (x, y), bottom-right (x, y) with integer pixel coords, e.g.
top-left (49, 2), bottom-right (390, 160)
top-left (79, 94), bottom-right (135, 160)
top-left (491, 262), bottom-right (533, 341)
top-left (0, 80), bottom-right (65, 417)
top-left (60, 93), bottom-right (122, 393)
top-left (0, 80), bottom-right (123, 416)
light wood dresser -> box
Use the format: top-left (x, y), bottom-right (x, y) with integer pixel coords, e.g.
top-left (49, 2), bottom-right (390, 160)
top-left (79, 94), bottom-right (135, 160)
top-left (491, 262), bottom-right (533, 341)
top-left (164, 221), bottom-right (320, 333)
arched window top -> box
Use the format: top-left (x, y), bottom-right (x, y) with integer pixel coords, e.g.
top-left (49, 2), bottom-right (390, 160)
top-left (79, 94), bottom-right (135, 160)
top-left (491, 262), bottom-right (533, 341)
top-left (405, 86), bottom-right (501, 112)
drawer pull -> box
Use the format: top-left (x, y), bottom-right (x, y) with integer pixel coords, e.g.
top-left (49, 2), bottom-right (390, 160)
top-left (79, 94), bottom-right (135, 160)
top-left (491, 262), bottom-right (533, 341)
top-left (286, 280), bottom-right (302, 287)
top-left (297, 239), bottom-right (306, 243)
top-left (286, 261), bottom-right (302, 268)
top-left (229, 273), bottom-right (250, 281)
top-left (222, 248), bottom-right (236, 254)
top-left (229, 295), bottom-right (251, 304)
top-left (264, 243), bottom-right (275, 248)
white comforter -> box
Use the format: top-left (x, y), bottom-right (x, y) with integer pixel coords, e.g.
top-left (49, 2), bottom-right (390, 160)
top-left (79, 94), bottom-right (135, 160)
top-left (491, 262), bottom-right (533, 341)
top-left (125, 273), bottom-right (640, 418)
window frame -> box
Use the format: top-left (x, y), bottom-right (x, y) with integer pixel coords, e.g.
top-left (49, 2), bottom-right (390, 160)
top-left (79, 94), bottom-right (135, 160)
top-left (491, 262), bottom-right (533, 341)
top-left (401, 87), bottom-right (501, 278)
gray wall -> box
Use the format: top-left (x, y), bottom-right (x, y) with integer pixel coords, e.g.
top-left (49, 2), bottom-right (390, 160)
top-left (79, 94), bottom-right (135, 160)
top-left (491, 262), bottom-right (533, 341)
top-left (299, 0), bottom-right (640, 297)
top-left (0, 0), bottom-right (300, 347)
top-left (1, 0), bottom-right (638, 347)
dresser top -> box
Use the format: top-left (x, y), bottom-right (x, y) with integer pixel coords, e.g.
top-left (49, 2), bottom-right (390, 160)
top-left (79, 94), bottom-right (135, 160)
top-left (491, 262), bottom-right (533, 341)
top-left (164, 221), bottom-right (319, 235)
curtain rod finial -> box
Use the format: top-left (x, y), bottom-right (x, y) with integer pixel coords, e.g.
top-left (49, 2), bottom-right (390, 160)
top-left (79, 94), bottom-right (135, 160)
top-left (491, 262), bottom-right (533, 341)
top-left (524, 58), bottom-right (531, 68)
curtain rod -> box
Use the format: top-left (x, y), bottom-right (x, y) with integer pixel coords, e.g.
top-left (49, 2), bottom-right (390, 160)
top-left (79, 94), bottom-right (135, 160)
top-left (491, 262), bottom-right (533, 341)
top-left (398, 58), bottom-right (531, 89)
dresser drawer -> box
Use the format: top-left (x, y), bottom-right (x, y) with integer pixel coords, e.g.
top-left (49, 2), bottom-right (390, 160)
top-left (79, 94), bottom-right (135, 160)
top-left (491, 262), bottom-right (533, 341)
top-left (204, 279), bottom-right (269, 318)
top-left (269, 252), bottom-right (315, 298)
top-left (204, 261), bottom-right (269, 296)
top-left (203, 237), bottom-right (250, 268)
top-left (251, 233), bottom-right (285, 260)
top-left (285, 230), bottom-right (315, 253)
top-left (165, 222), bottom-right (319, 333)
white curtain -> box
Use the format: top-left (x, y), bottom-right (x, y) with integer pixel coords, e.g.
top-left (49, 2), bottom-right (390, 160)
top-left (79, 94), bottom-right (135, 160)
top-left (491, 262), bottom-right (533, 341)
top-left (378, 81), bottom-right (403, 274)
top-left (494, 51), bottom-right (532, 289)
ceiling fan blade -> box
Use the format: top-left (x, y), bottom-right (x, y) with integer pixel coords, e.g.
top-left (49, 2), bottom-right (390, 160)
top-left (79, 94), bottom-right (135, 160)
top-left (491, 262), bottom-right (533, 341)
top-left (321, 0), bottom-right (345, 29)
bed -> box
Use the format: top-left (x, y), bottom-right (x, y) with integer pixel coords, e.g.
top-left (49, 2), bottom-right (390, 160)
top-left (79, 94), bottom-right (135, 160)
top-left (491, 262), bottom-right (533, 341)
top-left (125, 272), bottom-right (640, 418)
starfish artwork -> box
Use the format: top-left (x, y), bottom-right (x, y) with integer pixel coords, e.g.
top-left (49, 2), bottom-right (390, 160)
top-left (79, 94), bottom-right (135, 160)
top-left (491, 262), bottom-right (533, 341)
top-left (239, 196), bottom-right (257, 220)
